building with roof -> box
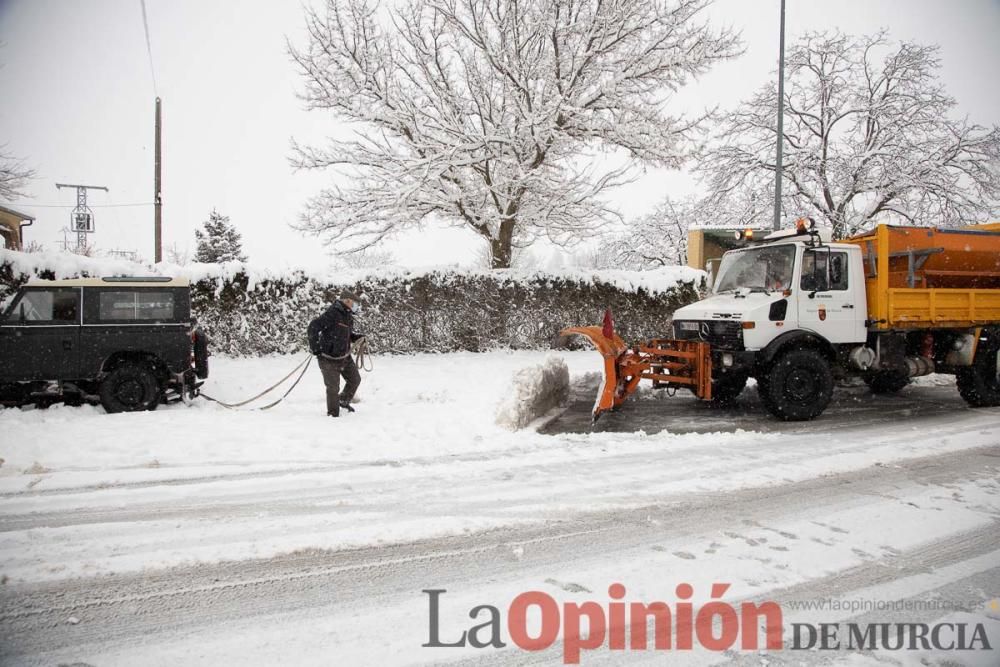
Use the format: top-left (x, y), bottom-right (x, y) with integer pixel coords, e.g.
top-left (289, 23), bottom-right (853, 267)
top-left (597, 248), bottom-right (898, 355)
top-left (0, 204), bottom-right (35, 250)
top-left (686, 224), bottom-right (770, 272)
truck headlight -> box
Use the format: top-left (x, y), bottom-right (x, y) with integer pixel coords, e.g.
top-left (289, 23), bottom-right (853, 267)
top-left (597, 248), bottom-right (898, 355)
top-left (722, 353), bottom-right (734, 368)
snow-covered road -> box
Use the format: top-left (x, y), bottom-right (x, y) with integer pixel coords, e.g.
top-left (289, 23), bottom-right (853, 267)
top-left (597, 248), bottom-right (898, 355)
top-left (1, 352), bottom-right (998, 665)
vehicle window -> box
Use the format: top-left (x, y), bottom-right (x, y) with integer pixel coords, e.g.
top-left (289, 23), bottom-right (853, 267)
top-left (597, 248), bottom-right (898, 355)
top-left (714, 245), bottom-right (796, 293)
top-left (801, 251), bottom-right (849, 291)
top-left (99, 291), bottom-right (175, 321)
top-left (10, 290), bottom-right (79, 323)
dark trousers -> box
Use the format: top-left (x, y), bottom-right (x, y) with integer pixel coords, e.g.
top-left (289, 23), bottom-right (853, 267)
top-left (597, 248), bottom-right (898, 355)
top-left (318, 355), bottom-right (361, 416)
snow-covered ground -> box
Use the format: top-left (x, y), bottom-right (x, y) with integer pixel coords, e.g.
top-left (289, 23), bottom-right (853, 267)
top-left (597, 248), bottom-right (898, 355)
top-left (1, 352), bottom-right (998, 665)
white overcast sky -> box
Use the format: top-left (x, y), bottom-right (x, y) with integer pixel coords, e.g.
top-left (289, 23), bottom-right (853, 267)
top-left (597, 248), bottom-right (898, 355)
top-left (1, 0), bottom-right (998, 269)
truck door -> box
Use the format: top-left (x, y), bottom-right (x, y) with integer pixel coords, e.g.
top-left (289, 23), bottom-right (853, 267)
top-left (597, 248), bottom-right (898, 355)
top-left (0, 287), bottom-right (82, 382)
top-left (797, 249), bottom-right (864, 344)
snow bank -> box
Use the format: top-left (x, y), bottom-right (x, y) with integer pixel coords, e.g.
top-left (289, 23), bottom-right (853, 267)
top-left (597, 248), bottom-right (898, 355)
top-left (494, 356), bottom-right (570, 430)
top-left (0, 248), bottom-right (156, 283)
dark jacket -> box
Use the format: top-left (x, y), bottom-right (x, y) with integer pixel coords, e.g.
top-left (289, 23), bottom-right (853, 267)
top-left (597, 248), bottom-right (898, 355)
top-left (307, 301), bottom-right (360, 359)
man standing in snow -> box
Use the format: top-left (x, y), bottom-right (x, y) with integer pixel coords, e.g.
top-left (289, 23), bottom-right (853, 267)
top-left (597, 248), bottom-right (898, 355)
top-left (308, 291), bottom-right (364, 417)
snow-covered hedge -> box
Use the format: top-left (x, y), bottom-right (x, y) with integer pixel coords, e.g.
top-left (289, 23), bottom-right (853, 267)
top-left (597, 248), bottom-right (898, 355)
top-left (0, 249), bottom-right (705, 355)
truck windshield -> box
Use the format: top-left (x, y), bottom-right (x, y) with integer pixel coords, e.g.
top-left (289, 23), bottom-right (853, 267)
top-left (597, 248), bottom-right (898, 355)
top-left (714, 245), bottom-right (796, 293)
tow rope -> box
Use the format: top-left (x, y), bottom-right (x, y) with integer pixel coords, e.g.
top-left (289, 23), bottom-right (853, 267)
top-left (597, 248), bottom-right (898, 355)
top-left (199, 354), bottom-right (314, 411)
top-left (197, 338), bottom-right (373, 411)
top-left (354, 337), bottom-right (373, 372)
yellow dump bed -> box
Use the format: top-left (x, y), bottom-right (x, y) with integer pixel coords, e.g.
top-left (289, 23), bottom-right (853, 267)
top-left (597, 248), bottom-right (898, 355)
top-left (844, 223), bottom-right (1000, 330)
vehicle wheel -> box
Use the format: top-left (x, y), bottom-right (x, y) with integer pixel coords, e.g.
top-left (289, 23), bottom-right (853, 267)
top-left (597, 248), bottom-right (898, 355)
top-left (33, 396), bottom-right (59, 409)
top-left (0, 383), bottom-right (31, 408)
top-left (759, 349), bottom-right (834, 421)
top-left (63, 388), bottom-right (84, 407)
top-left (864, 370), bottom-right (911, 394)
top-left (956, 333), bottom-right (1000, 408)
top-left (711, 374), bottom-right (748, 405)
top-left (99, 362), bottom-right (162, 413)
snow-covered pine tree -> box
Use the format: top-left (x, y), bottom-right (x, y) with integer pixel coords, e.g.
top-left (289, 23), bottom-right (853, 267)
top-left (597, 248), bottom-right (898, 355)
top-left (194, 209), bottom-right (247, 263)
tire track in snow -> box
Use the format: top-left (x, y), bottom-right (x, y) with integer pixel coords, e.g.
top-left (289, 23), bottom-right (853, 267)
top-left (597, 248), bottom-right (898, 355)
top-left (2, 418), bottom-right (996, 533)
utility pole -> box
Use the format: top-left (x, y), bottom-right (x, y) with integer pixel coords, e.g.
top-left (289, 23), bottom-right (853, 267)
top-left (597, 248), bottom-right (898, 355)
top-left (772, 0), bottom-right (786, 231)
top-left (55, 183), bottom-right (108, 252)
top-left (154, 96), bottom-right (163, 263)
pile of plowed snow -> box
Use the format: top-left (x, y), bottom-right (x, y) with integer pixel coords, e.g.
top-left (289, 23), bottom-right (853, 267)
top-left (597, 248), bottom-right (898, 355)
top-left (495, 357), bottom-right (570, 430)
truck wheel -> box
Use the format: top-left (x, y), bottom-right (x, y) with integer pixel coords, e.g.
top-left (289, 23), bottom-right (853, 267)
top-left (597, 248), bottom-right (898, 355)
top-left (99, 362), bottom-right (162, 414)
top-left (759, 349), bottom-right (833, 421)
top-left (864, 370), bottom-right (911, 394)
top-left (711, 374), bottom-right (748, 405)
top-left (956, 335), bottom-right (1000, 408)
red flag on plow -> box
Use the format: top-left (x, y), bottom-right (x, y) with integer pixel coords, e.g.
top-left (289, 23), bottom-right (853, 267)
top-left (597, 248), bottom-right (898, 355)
top-left (601, 308), bottom-right (614, 339)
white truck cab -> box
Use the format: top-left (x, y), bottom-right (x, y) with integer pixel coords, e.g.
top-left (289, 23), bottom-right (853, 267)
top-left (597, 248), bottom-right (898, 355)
top-left (669, 224), bottom-right (885, 419)
top-left (673, 232), bottom-right (869, 351)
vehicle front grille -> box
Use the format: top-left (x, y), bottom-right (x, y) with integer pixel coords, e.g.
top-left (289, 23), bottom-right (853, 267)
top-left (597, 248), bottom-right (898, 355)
top-left (672, 320), bottom-right (744, 350)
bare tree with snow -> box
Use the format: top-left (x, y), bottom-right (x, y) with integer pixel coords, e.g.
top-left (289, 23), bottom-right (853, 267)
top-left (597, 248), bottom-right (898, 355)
top-left (0, 146), bottom-right (35, 201)
top-left (165, 243), bottom-right (193, 265)
top-left (595, 188), bottom-right (771, 269)
top-left (335, 247), bottom-right (399, 269)
top-left (472, 241), bottom-right (537, 270)
top-left (289, 0), bottom-right (739, 268)
top-left (71, 242), bottom-right (98, 258)
top-left (701, 31), bottom-right (1000, 238)
top-left (605, 198), bottom-right (694, 268)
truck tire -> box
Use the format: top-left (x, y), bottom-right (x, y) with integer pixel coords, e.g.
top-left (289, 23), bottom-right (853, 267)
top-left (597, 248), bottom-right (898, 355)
top-left (711, 374), bottom-right (748, 405)
top-left (864, 370), bottom-right (910, 394)
top-left (99, 362), bottom-right (162, 413)
top-left (956, 335), bottom-right (1000, 408)
top-left (759, 349), bottom-right (833, 421)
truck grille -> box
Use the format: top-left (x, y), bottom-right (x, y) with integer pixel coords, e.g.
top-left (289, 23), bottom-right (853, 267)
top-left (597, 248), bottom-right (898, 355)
top-left (672, 320), bottom-right (744, 350)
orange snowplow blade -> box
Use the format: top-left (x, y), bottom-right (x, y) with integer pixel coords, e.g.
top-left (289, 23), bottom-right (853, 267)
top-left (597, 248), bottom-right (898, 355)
top-left (560, 326), bottom-right (713, 422)
top-left (561, 326), bottom-right (629, 420)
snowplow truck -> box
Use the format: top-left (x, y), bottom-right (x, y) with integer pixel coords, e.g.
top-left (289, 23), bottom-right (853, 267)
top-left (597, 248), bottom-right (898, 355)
top-left (563, 220), bottom-right (1000, 422)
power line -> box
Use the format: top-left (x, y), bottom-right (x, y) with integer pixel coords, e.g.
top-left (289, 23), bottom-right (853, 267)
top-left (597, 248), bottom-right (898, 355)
top-left (8, 202), bottom-right (155, 208)
top-left (139, 0), bottom-right (158, 96)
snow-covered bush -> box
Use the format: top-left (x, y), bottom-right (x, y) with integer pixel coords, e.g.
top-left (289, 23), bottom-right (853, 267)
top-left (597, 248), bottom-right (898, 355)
top-left (191, 268), bottom-right (704, 355)
top-left (0, 249), bottom-right (705, 355)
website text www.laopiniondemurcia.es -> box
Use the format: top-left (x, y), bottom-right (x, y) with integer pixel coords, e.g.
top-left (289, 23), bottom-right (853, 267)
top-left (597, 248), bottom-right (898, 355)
top-left (422, 584), bottom-right (994, 663)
